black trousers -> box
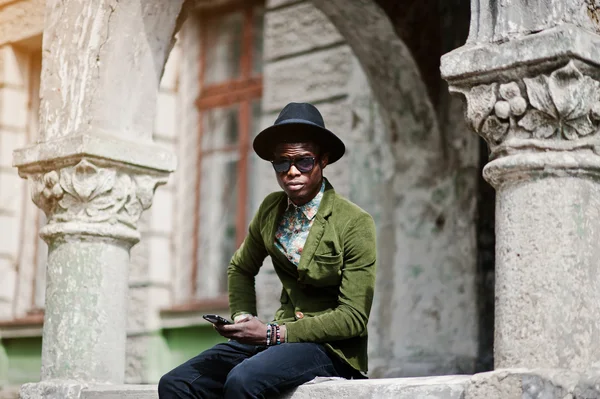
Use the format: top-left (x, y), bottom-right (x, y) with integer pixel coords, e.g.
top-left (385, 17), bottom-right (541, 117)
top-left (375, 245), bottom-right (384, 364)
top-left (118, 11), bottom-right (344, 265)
top-left (158, 341), bottom-right (363, 398)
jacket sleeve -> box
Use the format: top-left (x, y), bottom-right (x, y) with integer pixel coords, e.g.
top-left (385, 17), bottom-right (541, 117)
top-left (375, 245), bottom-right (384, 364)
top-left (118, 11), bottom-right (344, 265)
top-left (227, 200), bottom-right (269, 320)
top-left (284, 212), bottom-right (377, 342)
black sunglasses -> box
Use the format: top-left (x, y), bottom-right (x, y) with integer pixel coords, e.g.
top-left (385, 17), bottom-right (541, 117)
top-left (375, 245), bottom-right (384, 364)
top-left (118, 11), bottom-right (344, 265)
top-left (271, 157), bottom-right (316, 173)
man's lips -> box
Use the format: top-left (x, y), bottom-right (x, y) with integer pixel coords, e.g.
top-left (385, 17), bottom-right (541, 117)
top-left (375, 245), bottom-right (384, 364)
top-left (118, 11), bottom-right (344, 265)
top-left (285, 182), bottom-right (304, 190)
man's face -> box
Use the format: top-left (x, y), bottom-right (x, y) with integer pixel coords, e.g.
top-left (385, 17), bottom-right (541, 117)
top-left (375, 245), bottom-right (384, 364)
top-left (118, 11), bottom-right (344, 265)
top-left (273, 142), bottom-right (328, 205)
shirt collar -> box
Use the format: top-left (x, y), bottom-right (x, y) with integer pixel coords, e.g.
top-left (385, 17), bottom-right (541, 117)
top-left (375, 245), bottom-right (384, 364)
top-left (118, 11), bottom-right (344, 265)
top-left (287, 180), bottom-right (325, 221)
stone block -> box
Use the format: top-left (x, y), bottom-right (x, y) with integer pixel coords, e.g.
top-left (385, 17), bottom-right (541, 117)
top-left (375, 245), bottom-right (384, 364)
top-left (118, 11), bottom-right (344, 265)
top-left (154, 91), bottom-right (177, 139)
top-left (282, 375), bottom-right (470, 399)
top-left (255, 260), bottom-right (281, 320)
top-left (20, 380), bottom-right (86, 399)
top-left (126, 333), bottom-right (171, 385)
top-left (312, 99), bottom-right (351, 139)
top-left (127, 286), bottom-right (170, 332)
top-left (82, 385), bottom-right (157, 399)
top-left (0, 130), bottom-right (26, 167)
top-left (263, 45), bottom-right (353, 112)
top-left (264, 2), bottom-right (343, 61)
top-left (324, 155), bottom-right (349, 198)
top-left (0, 87), bottom-right (28, 129)
top-left (147, 235), bottom-right (172, 285)
top-left (149, 187), bottom-right (173, 234)
top-left (465, 368), bottom-right (586, 399)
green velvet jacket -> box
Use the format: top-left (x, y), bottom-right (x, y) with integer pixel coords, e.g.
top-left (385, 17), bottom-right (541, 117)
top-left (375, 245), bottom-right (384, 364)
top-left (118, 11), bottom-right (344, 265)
top-left (228, 179), bottom-right (377, 372)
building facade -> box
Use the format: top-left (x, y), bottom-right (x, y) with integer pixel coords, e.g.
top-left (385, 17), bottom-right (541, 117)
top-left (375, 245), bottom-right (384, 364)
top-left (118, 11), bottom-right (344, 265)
top-left (8, 0), bottom-right (596, 397)
top-left (0, 0), bottom-right (483, 393)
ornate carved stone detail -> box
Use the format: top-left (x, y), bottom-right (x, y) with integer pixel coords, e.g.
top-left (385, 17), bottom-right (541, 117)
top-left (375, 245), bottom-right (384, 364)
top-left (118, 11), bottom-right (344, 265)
top-left (456, 61), bottom-right (600, 156)
top-left (27, 159), bottom-right (166, 233)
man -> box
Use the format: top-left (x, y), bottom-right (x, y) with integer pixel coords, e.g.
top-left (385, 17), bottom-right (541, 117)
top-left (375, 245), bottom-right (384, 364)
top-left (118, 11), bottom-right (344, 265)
top-left (159, 102), bottom-right (377, 398)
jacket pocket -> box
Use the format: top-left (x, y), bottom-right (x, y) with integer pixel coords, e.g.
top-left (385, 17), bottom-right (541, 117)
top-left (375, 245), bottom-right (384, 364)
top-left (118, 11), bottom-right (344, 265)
top-left (304, 253), bottom-right (343, 287)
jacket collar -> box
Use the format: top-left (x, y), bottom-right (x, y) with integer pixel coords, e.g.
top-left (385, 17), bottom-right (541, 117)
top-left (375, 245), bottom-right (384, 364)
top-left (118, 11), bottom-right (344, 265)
top-left (264, 178), bottom-right (335, 264)
top-left (316, 178), bottom-right (334, 220)
top-left (286, 180), bottom-right (325, 221)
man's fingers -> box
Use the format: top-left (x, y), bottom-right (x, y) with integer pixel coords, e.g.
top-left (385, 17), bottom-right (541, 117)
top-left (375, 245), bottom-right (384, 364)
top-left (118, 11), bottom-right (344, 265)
top-left (219, 323), bottom-right (242, 331)
top-left (234, 314), bottom-right (252, 323)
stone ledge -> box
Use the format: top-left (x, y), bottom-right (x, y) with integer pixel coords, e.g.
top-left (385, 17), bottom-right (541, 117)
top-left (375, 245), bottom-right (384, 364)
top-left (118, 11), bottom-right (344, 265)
top-left (79, 376), bottom-right (470, 399)
top-left (13, 133), bottom-right (176, 173)
top-left (22, 368), bottom-right (600, 398)
top-left (281, 375), bottom-right (470, 399)
top-left (82, 385), bottom-right (157, 399)
top-left (442, 24), bottom-right (600, 83)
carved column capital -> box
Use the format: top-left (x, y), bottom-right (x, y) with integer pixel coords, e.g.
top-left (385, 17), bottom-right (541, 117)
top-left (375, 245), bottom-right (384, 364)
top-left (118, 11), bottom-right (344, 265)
top-left (442, 26), bottom-right (600, 188)
top-left (448, 59), bottom-right (600, 187)
top-left (453, 61), bottom-right (600, 156)
top-left (20, 158), bottom-right (167, 244)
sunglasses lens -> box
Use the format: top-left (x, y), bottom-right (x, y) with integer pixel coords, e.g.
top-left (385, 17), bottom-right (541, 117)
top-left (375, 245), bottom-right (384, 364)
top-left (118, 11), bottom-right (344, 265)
top-left (295, 157), bottom-right (315, 172)
top-left (272, 161), bottom-right (290, 173)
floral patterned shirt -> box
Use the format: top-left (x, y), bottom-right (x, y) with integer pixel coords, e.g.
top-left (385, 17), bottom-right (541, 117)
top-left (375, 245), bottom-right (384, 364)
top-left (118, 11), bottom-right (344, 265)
top-left (274, 181), bottom-right (325, 266)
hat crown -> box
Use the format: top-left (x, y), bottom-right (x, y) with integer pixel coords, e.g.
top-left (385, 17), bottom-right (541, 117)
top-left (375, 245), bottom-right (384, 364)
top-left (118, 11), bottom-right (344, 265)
top-left (275, 102), bottom-right (325, 128)
top-left (253, 101), bottom-right (345, 164)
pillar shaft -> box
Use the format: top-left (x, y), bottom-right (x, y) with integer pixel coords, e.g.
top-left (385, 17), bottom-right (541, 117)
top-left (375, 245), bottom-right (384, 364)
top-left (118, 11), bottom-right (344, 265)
top-left (42, 239), bottom-right (130, 382)
top-left (442, 23), bottom-right (600, 371)
top-left (491, 160), bottom-right (600, 369)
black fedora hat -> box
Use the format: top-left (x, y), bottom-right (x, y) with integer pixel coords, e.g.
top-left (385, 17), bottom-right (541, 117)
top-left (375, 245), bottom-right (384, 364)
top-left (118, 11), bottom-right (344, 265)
top-left (253, 102), bottom-right (345, 164)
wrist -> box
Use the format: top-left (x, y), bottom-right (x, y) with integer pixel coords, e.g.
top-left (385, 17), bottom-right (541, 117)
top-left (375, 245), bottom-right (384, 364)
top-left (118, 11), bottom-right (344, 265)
top-left (279, 325), bottom-right (286, 343)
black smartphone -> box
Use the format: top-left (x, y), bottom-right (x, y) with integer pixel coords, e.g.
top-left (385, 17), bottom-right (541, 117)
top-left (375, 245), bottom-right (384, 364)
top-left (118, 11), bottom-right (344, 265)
top-left (203, 314), bottom-right (232, 325)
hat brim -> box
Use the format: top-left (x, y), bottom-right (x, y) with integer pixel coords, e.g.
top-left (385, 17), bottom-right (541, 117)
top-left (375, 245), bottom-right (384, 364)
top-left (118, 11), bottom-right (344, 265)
top-left (253, 120), bottom-right (345, 164)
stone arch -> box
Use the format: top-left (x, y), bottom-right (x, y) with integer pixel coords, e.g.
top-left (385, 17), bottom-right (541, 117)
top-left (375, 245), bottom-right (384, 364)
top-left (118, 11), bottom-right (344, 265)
top-left (310, 0), bottom-right (480, 377)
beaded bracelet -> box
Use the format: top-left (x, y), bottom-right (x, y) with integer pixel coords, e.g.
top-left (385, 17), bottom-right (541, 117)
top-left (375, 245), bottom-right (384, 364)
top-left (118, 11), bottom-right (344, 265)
top-left (275, 324), bottom-right (281, 345)
top-left (266, 324), bottom-right (272, 346)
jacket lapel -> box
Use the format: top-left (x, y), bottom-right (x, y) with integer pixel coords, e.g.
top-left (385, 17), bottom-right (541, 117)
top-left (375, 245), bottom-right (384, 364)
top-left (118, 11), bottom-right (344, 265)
top-left (297, 179), bottom-right (335, 272)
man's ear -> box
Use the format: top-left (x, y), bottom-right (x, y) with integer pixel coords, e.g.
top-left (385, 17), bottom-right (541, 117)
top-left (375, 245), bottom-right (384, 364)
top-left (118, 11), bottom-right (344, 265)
top-left (320, 153), bottom-right (329, 169)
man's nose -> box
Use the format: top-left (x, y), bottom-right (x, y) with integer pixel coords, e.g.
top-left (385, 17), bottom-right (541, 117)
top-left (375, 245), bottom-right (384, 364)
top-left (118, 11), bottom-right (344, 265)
top-left (287, 164), bottom-right (301, 176)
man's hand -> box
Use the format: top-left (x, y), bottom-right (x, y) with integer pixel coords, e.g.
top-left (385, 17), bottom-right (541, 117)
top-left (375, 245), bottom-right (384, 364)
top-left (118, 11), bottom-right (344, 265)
top-left (215, 316), bottom-right (268, 345)
top-left (215, 317), bottom-right (287, 345)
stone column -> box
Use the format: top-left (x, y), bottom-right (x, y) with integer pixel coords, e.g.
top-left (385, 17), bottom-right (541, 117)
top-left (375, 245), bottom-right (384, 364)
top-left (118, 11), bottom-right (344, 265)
top-left (442, 4), bottom-right (600, 371)
top-left (14, 0), bottom-right (186, 396)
